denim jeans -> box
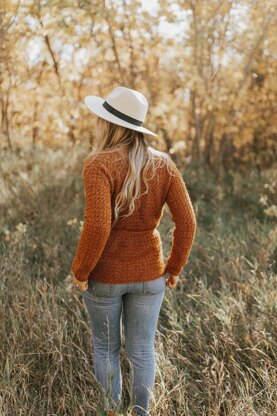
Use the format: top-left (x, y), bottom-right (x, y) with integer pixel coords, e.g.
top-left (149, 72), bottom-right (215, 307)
top-left (81, 274), bottom-right (167, 416)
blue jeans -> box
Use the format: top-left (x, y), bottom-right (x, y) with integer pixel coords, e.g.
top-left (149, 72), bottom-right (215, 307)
top-left (81, 274), bottom-right (167, 416)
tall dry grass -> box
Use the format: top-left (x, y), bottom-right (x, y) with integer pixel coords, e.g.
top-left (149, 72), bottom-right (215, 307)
top-left (1, 146), bottom-right (276, 415)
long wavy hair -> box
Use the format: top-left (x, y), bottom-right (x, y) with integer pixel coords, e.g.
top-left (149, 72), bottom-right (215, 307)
top-left (86, 116), bottom-right (172, 227)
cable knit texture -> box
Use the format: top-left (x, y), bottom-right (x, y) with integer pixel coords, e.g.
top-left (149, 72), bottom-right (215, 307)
top-left (71, 146), bottom-right (197, 284)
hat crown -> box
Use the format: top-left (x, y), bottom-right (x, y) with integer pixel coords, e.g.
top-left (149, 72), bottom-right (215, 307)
top-left (105, 87), bottom-right (148, 123)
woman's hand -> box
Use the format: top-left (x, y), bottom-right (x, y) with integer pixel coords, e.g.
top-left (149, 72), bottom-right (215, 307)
top-left (72, 274), bottom-right (88, 292)
top-left (165, 274), bottom-right (180, 289)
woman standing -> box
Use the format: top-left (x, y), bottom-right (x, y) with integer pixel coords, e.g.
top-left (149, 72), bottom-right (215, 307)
top-left (71, 86), bottom-right (197, 416)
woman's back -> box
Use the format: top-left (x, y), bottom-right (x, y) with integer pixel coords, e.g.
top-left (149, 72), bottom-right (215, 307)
top-left (71, 145), bottom-right (197, 284)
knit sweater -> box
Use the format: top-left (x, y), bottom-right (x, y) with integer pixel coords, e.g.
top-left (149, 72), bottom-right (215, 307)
top-left (71, 146), bottom-right (197, 284)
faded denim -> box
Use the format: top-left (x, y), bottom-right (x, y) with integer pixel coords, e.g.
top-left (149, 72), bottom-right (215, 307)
top-left (81, 274), bottom-right (167, 416)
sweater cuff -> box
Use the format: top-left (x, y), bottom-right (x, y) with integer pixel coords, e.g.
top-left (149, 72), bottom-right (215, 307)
top-left (72, 275), bottom-right (88, 291)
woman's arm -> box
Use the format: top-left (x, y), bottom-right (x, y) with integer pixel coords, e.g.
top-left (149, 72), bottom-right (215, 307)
top-left (164, 161), bottom-right (197, 276)
top-left (71, 158), bottom-right (112, 285)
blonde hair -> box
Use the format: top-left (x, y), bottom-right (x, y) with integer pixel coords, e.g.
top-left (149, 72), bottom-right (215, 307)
top-left (86, 116), bottom-right (172, 227)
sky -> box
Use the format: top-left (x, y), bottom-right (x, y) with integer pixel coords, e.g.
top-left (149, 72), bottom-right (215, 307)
top-left (141, 0), bottom-right (190, 39)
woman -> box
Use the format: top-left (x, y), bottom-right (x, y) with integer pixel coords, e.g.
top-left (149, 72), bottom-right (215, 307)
top-left (71, 86), bottom-right (197, 416)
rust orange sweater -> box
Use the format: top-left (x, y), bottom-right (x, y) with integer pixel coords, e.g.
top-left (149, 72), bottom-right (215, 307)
top-left (71, 146), bottom-right (197, 284)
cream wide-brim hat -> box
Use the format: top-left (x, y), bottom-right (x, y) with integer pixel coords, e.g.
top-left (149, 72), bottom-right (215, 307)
top-left (84, 86), bottom-right (158, 137)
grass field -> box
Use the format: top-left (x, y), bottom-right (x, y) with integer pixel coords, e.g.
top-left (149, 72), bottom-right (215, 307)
top-left (1, 146), bottom-right (276, 415)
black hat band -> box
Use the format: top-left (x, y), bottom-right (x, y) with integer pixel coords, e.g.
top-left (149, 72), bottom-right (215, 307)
top-left (102, 101), bottom-right (143, 126)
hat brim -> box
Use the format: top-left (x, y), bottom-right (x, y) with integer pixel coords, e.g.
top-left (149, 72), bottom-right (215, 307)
top-left (84, 95), bottom-right (158, 137)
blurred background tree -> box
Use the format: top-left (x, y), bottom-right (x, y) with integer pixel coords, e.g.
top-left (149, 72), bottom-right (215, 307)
top-left (0, 0), bottom-right (276, 174)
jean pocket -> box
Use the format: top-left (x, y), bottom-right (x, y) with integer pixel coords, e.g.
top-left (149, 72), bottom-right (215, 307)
top-left (86, 280), bottom-right (115, 297)
top-left (143, 275), bottom-right (166, 295)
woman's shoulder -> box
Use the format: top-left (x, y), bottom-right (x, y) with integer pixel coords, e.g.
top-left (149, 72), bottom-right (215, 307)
top-left (82, 148), bottom-right (128, 182)
top-left (147, 146), bottom-right (175, 173)
top-left (86, 147), bottom-right (128, 163)
top-left (83, 150), bottom-right (114, 168)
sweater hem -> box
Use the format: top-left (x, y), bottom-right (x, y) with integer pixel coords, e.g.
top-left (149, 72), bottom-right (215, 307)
top-left (88, 269), bottom-right (166, 284)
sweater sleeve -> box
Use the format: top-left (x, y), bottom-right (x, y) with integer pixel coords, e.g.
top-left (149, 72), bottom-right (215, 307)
top-left (164, 161), bottom-right (197, 276)
top-left (71, 158), bottom-right (112, 282)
